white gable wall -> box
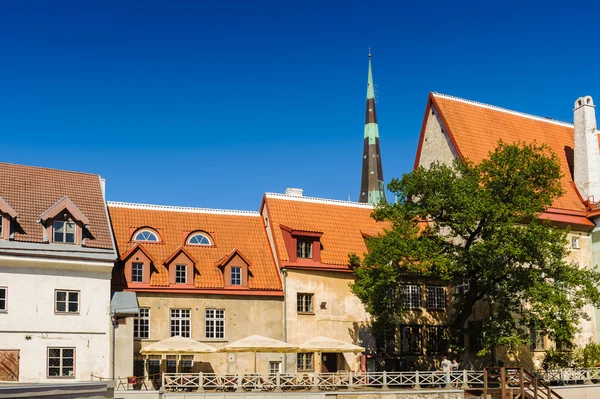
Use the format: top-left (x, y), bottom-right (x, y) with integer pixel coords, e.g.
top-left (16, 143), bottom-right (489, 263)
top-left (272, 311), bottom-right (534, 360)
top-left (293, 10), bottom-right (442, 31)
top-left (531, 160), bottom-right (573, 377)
top-left (417, 105), bottom-right (459, 168)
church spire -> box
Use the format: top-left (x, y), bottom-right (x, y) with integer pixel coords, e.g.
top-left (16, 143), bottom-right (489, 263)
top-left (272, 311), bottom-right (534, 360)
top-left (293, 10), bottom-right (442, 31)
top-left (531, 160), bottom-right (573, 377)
top-left (359, 51), bottom-right (387, 204)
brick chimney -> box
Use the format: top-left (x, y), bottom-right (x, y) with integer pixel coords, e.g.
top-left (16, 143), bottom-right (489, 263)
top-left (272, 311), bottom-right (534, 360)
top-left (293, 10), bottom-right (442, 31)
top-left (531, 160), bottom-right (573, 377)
top-left (574, 96), bottom-right (600, 203)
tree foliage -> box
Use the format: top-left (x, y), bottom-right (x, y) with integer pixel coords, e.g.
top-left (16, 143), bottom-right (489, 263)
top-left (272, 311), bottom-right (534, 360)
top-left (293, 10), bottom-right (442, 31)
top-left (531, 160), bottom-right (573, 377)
top-left (351, 141), bottom-right (600, 358)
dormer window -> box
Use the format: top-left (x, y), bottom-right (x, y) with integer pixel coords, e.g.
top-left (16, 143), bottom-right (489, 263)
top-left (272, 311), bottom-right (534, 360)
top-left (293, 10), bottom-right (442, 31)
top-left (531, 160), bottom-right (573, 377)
top-left (0, 215), bottom-right (3, 239)
top-left (231, 267), bottom-right (242, 285)
top-left (134, 230), bottom-right (159, 242)
top-left (187, 233), bottom-right (211, 246)
top-left (297, 239), bottom-right (313, 259)
top-left (132, 262), bottom-right (144, 283)
top-left (175, 264), bottom-right (187, 284)
top-left (53, 220), bottom-right (76, 244)
top-left (0, 196), bottom-right (18, 240)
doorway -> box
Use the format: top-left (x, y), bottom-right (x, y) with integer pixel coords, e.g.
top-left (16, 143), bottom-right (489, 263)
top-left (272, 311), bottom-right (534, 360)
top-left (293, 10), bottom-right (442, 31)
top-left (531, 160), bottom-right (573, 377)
top-left (0, 350), bottom-right (19, 381)
top-left (321, 353), bottom-right (338, 372)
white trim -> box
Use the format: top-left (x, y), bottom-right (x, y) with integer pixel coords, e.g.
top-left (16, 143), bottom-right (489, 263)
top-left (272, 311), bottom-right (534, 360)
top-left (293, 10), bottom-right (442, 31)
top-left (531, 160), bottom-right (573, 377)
top-left (108, 201), bottom-right (260, 216)
top-left (432, 92), bottom-right (574, 128)
top-left (264, 193), bottom-right (375, 209)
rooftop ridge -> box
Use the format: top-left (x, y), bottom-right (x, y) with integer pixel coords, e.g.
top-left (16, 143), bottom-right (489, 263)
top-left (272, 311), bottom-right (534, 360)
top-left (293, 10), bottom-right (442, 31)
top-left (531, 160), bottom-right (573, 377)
top-left (107, 201), bottom-right (260, 216)
top-left (0, 161), bottom-right (100, 177)
top-left (265, 192), bottom-right (375, 209)
top-left (432, 92), bottom-right (574, 128)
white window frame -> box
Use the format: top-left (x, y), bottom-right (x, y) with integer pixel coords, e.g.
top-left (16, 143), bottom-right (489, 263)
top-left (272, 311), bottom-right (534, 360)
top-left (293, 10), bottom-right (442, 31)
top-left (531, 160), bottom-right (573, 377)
top-left (47, 347), bottom-right (75, 378)
top-left (571, 237), bottom-right (580, 249)
top-left (0, 287), bottom-right (6, 312)
top-left (402, 285), bottom-right (421, 309)
top-left (297, 353), bottom-right (314, 372)
top-left (296, 239), bottom-right (313, 259)
top-left (131, 262), bottom-right (143, 283)
top-left (205, 308), bottom-right (225, 339)
top-left (187, 233), bottom-right (212, 246)
top-left (269, 361), bottom-right (282, 374)
top-left (53, 220), bottom-right (76, 244)
top-left (426, 286), bottom-right (446, 310)
top-left (175, 264), bottom-right (187, 284)
top-left (133, 229), bottom-right (159, 242)
top-left (134, 308), bottom-right (150, 339)
top-left (55, 290), bottom-right (79, 314)
top-left (170, 309), bottom-right (191, 338)
top-left (297, 293), bottom-right (314, 313)
top-left (231, 267), bottom-right (242, 285)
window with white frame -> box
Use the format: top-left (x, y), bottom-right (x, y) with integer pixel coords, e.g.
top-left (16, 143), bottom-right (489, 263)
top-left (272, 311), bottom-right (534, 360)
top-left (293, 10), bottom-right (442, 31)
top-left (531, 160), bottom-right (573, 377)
top-left (426, 286), bottom-right (446, 309)
top-left (269, 361), bottom-right (282, 374)
top-left (131, 262), bottom-right (143, 283)
top-left (134, 308), bottom-right (150, 339)
top-left (47, 347), bottom-right (75, 377)
top-left (53, 220), bottom-right (76, 244)
top-left (175, 264), bottom-right (187, 284)
top-left (455, 282), bottom-right (469, 296)
top-left (205, 309), bottom-right (225, 339)
top-left (296, 239), bottom-right (313, 259)
top-left (0, 287), bottom-right (6, 311)
top-left (170, 309), bottom-right (191, 337)
top-left (55, 290), bottom-right (79, 313)
top-left (231, 267), bottom-right (241, 285)
top-left (134, 230), bottom-right (159, 242)
top-left (571, 237), bottom-right (580, 249)
top-left (188, 233), bottom-right (211, 246)
top-left (401, 285), bottom-right (421, 308)
top-left (297, 293), bottom-right (313, 313)
top-left (530, 330), bottom-right (545, 350)
top-left (297, 353), bottom-right (313, 371)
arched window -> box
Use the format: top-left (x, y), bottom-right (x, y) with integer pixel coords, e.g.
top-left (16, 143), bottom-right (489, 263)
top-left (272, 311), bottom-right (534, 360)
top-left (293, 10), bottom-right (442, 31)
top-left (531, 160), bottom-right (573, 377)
top-left (188, 233), bottom-right (211, 246)
top-left (134, 230), bottom-right (159, 242)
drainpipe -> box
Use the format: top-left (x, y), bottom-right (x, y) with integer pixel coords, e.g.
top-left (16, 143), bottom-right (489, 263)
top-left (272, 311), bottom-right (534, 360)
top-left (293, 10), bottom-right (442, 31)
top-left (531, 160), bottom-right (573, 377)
top-left (282, 268), bottom-right (288, 373)
top-left (111, 314), bottom-right (117, 380)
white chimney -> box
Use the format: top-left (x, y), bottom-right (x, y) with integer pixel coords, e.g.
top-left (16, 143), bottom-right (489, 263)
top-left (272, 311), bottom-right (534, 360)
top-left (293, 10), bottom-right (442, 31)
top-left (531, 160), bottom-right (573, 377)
top-left (574, 96), bottom-right (600, 203)
top-left (284, 188), bottom-right (303, 197)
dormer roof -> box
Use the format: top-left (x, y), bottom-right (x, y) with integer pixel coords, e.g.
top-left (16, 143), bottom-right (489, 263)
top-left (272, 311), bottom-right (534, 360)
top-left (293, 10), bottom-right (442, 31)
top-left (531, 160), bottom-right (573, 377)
top-left (216, 248), bottom-right (252, 268)
top-left (39, 195), bottom-right (90, 225)
top-left (0, 196), bottom-right (18, 219)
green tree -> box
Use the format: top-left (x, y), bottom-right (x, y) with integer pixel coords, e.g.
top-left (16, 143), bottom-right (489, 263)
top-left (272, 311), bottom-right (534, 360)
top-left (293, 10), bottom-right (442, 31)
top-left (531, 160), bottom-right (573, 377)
top-left (350, 142), bottom-right (600, 361)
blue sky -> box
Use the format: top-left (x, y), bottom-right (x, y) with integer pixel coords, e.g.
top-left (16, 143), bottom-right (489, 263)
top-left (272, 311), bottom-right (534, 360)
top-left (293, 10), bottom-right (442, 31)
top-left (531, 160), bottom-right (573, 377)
top-left (1, 1), bottom-right (599, 210)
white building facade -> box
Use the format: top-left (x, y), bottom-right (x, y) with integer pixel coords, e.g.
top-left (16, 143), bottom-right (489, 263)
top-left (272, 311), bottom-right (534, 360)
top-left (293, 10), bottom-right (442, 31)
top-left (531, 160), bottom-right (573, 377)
top-left (0, 163), bottom-right (116, 382)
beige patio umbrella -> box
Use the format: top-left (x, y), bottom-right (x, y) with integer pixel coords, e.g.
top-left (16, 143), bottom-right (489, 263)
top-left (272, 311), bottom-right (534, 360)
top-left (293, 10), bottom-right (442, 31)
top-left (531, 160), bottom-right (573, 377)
top-left (220, 335), bottom-right (298, 372)
top-left (141, 336), bottom-right (217, 373)
top-left (297, 336), bottom-right (365, 353)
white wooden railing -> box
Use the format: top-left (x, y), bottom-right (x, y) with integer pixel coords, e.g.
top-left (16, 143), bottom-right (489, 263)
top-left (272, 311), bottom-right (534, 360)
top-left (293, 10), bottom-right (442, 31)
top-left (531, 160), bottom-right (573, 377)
top-left (534, 367), bottom-right (600, 384)
top-left (158, 370), bottom-right (482, 392)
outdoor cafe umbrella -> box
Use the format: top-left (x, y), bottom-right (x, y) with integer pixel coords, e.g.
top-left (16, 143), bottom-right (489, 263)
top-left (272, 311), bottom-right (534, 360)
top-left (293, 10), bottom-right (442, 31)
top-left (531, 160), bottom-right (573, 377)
top-left (219, 335), bottom-right (298, 372)
top-left (297, 336), bottom-right (365, 353)
top-left (141, 336), bottom-right (217, 373)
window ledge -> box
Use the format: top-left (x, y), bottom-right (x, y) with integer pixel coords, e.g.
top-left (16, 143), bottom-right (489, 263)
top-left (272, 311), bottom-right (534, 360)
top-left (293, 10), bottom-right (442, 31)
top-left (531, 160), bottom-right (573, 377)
top-left (201, 339), bottom-right (228, 342)
top-left (297, 312), bottom-right (315, 315)
top-left (54, 312), bottom-right (80, 316)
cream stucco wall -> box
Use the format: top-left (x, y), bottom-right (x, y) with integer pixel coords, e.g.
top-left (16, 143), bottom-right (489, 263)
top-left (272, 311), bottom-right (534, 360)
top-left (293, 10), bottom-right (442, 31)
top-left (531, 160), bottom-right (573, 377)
top-left (115, 293), bottom-right (284, 376)
top-left (0, 265), bottom-right (112, 382)
top-left (283, 269), bottom-right (374, 372)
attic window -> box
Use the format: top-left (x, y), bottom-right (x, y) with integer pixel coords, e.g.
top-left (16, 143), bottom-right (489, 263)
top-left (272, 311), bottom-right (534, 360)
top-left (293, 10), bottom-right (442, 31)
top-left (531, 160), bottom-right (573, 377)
top-left (54, 221), bottom-right (76, 244)
top-left (297, 239), bottom-right (313, 259)
top-left (134, 230), bottom-right (159, 242)
top-left (188, 233), bottom-right (211, 246)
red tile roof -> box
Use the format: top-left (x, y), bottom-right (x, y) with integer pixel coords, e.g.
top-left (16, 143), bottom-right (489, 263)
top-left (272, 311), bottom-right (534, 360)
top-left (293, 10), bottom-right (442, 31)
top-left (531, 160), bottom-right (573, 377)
top-left (0, 162), bottom-right (113, 249)
top-left (417, 93), bottom-right (586, 213)
top-left (263, 193), bottom-right (389, 269)
top-left (108, 202), bottom-right (281, 291)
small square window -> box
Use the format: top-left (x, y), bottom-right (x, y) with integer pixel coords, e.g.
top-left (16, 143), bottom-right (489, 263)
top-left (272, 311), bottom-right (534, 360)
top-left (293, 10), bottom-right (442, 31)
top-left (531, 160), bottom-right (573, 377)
top-left (47, 347), bottom-right (75, 378)
top-left (53, 221), bottom-right (76, 244)
top-left (571, 237), bottom-right (580, 249)
top-left (175, 264), bottom-right (187, 284)
top-left (55, 290), bottom-right (79, 313)
top-left (231, 267), bottom-right (242, 285)
top-left (297, 293), bottom-right (313, 313)
top-left (131, 262), bottom-right (143, 283)
top-left (269, 361), bottom-right (282, 374)
top-left (0, 287), bottom-right (6, 312)
top-left (296, 239), bottom-right (313, 259)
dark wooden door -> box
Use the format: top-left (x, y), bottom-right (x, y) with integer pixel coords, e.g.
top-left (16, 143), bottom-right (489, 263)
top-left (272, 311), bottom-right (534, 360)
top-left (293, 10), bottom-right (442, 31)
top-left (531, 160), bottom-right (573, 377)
top-left (321, 352), bottom-right (338, 372)
top-left (0, 350), bottom-right (19, 381)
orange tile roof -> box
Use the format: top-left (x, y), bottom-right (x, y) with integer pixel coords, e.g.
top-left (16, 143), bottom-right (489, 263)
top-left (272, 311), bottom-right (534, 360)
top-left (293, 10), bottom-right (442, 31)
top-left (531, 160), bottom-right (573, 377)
top-left (108, 202), bottom-right (281, 291)
top-left (420, 93), bottom-right (586, 213)
top-left (0, 162), bottom-right (113, 249)
top-left (263, 193), bottom-right (389, 268)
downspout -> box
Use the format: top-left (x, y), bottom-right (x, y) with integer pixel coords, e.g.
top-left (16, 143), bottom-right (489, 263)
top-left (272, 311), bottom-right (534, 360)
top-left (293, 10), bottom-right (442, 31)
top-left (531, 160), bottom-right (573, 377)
top-left (282, 268), bottom-right (288, 373)
top-left (111, 314), bottom-right (116, 380)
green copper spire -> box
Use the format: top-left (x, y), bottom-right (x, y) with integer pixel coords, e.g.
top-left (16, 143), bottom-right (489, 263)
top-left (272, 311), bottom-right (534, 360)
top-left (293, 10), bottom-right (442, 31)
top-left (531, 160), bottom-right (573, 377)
top-left (359, 51), bottom-right (387, 205)
top-left (366, 52), bottom-right (375, 100)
